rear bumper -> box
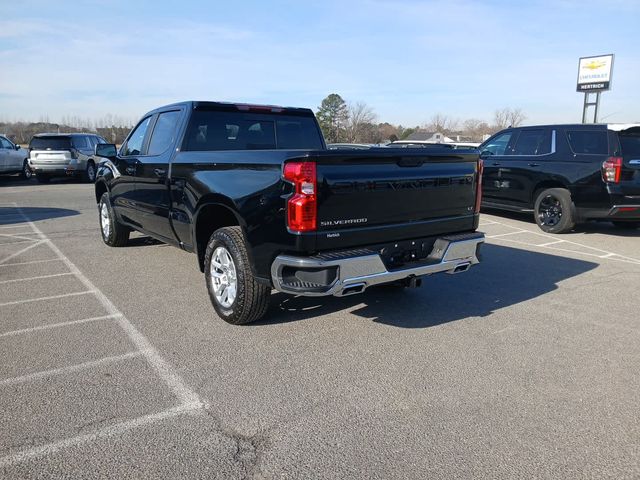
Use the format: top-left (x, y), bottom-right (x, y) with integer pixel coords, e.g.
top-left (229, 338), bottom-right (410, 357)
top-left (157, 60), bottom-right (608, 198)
top-left (271, 232), bottom-right (484, 297)
top-left (578, 204), bottom-right (640, 220)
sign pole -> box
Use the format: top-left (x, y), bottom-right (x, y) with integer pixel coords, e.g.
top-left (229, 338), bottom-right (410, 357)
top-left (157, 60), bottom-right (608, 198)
top-left (594, 91), bottom-right (601, 123)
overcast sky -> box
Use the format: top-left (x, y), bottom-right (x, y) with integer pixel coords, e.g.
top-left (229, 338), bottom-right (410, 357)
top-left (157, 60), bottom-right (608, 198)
top-left (1, 0), bottom-right (638, 127)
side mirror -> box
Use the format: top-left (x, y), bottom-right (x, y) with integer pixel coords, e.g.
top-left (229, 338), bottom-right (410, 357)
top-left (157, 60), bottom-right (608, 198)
top-left (15, 144), bottom-right (21, 150)
top-left (479, 150), bottom-right (493, 159)
top-left (95, 143), bottom-right (117, 158)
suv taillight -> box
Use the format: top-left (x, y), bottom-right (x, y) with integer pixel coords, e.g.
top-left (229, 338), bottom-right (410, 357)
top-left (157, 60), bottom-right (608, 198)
top-left (475, 158), bottom-right (484, 213)
top-left (283, 161), bottom-right (317, 232)
top-left (602, 156), bottom-right (622, 183)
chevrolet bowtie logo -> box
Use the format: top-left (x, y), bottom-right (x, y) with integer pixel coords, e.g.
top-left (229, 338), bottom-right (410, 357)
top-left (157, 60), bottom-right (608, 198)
top-left (582, 60), bottom-right (606, 70)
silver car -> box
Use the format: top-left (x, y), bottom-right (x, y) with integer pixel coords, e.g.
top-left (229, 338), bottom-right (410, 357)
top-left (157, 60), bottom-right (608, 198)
top-left (0, 135), bottom-right (31, 179)
top-left (29, 133), bottom-right (107, 183)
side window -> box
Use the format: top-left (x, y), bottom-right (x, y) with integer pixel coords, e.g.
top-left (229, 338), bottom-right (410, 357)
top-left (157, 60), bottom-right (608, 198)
top-left (566, 131), bottom-right (608, 155)
top-left (481, 131), bottom-right (513, 156)
top-left (0, 137), bottom-right (12, 149)
top-left (122, 117), bottom-right (152, 156)
top-left (72, 137), bottom-right (89, 149)
top-left (147, 111), bottom-right (181, 156)
top-left (512, 129), bottom-right (551, 155)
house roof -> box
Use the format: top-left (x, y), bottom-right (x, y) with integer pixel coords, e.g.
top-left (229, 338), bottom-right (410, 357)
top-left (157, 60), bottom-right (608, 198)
top-left (404, 131), bottom-right (438, 141)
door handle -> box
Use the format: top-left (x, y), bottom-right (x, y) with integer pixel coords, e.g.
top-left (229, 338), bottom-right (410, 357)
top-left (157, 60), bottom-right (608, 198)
top-left (125, 166), bottom-right (136, 175)
top-left (154, 168), bottom-right (167, 177)
top-left (528, 163), bottom-right (540, 167)
top-left (492, 161), bottom-right (501, 166)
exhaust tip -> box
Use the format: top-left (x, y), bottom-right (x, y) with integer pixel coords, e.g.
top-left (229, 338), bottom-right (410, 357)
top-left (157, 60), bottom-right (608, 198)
top-left (341, 283), bottom-right (366, 296)
top-left (450, 262), bottom-right (471, 274)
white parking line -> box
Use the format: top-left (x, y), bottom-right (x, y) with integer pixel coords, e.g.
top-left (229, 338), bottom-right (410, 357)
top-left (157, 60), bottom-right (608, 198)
top-left (0, 351), bottom-right (143, 387)
top-left (0, 314), bottom-right (123, 338)
top-left (0, 205), bottom-right (206, 466)
top-left (0, 233), bottom-right (40, 242)
top-left (0, 258), bottom-right (63, 268)
top-left (0, 240), bottom-right (45, 265)
top-left (0, 402), bottom-right (202, 468)
top-left (0, 272), bottom-right (73, 285)
top-left (538, 240), bottom-right (565, 247)
top-left (485, 217), bottom-right (640, 265)
top-left (0, 291), bottom-right (95, 307)
top-left (486, 230), bottom-right (528, 238)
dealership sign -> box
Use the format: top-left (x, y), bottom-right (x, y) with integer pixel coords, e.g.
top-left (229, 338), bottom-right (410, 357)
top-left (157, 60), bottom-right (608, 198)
top-left (576, 54), bottom-right (614, 92)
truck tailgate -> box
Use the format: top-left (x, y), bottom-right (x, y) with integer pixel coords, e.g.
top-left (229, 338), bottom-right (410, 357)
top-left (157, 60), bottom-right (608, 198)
top-left (310, 149), bottom-right (480, 250)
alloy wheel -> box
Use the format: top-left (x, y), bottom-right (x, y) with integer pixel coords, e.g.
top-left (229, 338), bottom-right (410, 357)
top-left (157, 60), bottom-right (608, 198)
top-left (538, 194), bottom-right (563, 227)
top-left (210, 246), bottom-right (238, 308)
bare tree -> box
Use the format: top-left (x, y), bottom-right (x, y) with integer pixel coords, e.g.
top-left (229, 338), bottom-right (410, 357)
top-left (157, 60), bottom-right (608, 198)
top-left (507, 108), bottom-right (526, 127)
top-left (494, 107), bottom-right (526, 130)
top-left (423, 113), bottom-right (458, 134)
top-left (345, 101), bottom-right (378, 143)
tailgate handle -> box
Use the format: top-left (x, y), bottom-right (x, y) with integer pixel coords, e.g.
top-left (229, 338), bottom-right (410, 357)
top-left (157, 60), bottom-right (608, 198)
top-left (397, 157), bottom-right (424, 167)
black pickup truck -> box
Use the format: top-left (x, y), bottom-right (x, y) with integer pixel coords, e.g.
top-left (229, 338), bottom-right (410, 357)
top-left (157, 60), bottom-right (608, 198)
top-left (94, 101), bottom-right (484, 324)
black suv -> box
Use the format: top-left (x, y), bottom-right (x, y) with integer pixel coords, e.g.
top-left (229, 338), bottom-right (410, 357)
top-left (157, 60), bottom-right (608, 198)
top-left (479, 124), bottom-right (640, 233)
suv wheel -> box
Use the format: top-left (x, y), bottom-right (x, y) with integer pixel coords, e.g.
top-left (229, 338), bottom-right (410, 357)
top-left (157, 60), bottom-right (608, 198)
top-left (21, 159), bottom-right (32, 180)
top-left (534, 188), bottom-right (576, 234)
top-left (84, 161), bottom-right (96, 183)
top-left (99, 192), bottom-right (130, 247)
top-left (204, 226), bottom-right (270, 325)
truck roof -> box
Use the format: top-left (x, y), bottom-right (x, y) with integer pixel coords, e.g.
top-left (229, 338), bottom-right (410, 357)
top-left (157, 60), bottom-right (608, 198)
top-left (146, 101), bottom-right (315, 117)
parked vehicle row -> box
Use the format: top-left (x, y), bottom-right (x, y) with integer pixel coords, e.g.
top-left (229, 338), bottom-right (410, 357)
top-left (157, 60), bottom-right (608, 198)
top-left (479, 124), bottom-right (640, 232)
top-left (0, 133), bottom-right (108, 183)
top-left (93, 101), bottom-right (484, 324)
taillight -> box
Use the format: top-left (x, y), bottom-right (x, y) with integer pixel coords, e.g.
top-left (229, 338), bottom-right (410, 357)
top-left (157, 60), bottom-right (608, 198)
top-left (283, 161), bottom-right (317, 232)
top-left (602, 156), bottom-right (622, 183)
top-left (475, 158), bottom-right (484, 213)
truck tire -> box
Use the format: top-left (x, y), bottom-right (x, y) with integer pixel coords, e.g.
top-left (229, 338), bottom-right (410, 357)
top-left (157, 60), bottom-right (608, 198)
top-left (204, 226), bottom-right (270, 325)
top-left (98, 192), bottom-right (130, 247)
top-left (534, 188), bottom-right (576, 234)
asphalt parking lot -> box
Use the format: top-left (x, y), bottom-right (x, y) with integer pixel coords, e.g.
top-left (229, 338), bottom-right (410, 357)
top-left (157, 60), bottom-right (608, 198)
top-left (1, 177), bottom-right (639, 479)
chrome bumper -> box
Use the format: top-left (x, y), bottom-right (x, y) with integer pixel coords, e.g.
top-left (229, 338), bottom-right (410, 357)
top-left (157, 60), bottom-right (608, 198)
top-left (271, 232), bottom-right (484, 297)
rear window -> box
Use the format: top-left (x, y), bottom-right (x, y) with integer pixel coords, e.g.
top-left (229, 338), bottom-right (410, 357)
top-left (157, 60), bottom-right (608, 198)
top-left (618, 132), bottom-right (640, 155)
top-left (29, 136), bottom-right (72, 150)
top-left (183, 110), bottom-right (322, 151)
top-left (566, 130), bottom-right (608, 155)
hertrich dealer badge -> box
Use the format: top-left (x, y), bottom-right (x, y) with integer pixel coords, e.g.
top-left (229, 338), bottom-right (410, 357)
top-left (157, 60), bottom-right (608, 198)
top-left (320, 217), bottom-right (368, 227)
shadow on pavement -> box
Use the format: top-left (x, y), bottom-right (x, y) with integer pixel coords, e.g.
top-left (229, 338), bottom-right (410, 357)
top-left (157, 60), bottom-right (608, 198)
top-left (0, 206), bottom-right (80, 225)
top-left (482, 207), bottom-right (639, 237)
top-left (258, 243), bottom-right (598, 328)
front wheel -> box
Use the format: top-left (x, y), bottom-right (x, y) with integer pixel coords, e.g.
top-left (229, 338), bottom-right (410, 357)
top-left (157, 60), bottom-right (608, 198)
top-left (204, 226), bottom-right (270, 325)
top-left (98, 192), bottom-right (130, 247)
top-left (534, 188), bottom-right (576, 234)
top-left (84, 161), bottom-right (96, 183)
top-left (21, 159), bottom-right (32, 180)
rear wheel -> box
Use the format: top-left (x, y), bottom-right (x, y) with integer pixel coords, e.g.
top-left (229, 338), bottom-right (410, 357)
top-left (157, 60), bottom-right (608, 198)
top-left (534, 188), bottom-right (576, 234)
top-left (20, 159), bottom-right (32, 180)
top-left (36, 174), bottom-right (50, 183)
top-left (99, 192), bottom-right (130, 247)
top-left (612, 221), bottom-right (640, 230)
top-left (204, 226), bottom-right (270, 325)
